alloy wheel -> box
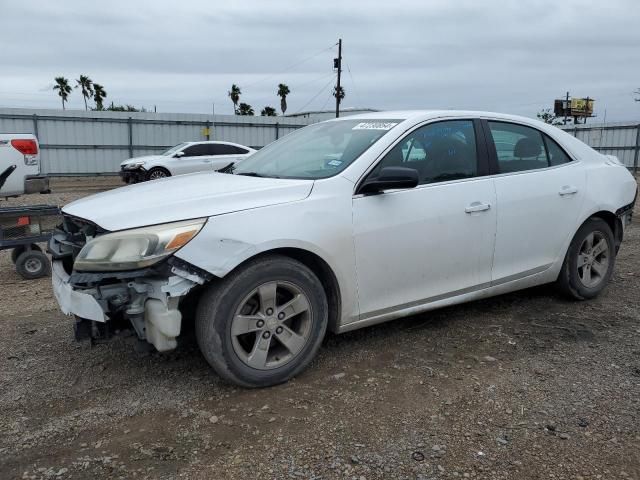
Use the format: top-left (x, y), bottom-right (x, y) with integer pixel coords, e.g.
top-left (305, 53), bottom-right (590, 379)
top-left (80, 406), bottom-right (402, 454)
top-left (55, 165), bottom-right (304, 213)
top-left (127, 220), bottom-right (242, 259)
top-left (149, 170), bottom-right (168, 180)
top-left (231, 281), bottom-right (312, 370)
top-left (577, 231), bottom-right (610, 288)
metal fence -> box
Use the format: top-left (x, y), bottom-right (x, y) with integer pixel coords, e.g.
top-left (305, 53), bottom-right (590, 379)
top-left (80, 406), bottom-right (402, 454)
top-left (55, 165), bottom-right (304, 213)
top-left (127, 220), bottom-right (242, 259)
top-left (0, 108), bottom-right (314, 175)
top-left (560, 121), bottom-right (640, 172)
top-left (1, 108), bottom-right (638, 175)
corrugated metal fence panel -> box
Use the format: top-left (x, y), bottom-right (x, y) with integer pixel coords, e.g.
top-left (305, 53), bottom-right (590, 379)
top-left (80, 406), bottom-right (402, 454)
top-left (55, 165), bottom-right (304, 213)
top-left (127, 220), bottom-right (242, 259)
top-left (561, 122), bottom-right (639, 169)
top-left (0, 108), bottom-right (314, 175)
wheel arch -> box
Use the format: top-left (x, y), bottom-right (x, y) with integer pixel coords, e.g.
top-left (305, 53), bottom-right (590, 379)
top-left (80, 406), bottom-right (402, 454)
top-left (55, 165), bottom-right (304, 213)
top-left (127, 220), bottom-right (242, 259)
top-left (228, 247), bottom-right (342, 333)
top-left (581, 209), bottom-right (622, 253)
top-left (147, 165), bottom-right (171, 176)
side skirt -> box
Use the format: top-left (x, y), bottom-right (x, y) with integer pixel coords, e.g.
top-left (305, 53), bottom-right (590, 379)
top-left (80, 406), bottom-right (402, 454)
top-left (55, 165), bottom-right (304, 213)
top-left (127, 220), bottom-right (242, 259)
top-left (336, 264), bottom-right (553, 333)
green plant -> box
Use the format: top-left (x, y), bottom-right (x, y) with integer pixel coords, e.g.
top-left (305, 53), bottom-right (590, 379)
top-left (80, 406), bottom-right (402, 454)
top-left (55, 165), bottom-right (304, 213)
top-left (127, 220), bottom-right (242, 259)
top-left (53, 77), bottom-right (72, 110)
top-left (75, 75), bottom-right (94, 110)
top-left (228, 84), bottom-right (242, 114)
top-left (238, 103), bottom-right (254, 116)
top-left (93, 83), bottom-right (107, 110)
top-left (277, 83), bottom-right (290, 115)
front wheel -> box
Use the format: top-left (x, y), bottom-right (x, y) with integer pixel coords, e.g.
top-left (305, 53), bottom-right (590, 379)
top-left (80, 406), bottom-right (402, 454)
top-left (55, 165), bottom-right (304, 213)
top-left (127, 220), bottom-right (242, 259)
top-left (556, 217), bottom-right (615, 300)
top-left (196, 255), bottom-right (328, 388)
top-left (146, 167), bottom-right (171, 181)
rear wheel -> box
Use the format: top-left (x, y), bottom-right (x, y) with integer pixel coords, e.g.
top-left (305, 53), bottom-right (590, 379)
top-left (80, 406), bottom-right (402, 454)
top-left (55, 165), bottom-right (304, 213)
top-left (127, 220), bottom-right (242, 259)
top-left (15, 249), bottom-right (50, 280)
top-left (196, 255), bottom-right (328, 388)
top-left (556, 217), bottom-right (615, 300)
top-left (147, 167), bottom-right (171, 181)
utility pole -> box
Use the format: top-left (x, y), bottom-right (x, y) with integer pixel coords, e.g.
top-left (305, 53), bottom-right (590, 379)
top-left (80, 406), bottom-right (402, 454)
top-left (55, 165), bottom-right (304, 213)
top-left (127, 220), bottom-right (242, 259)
top-left (564, 91), bottom-right (570, 125)
top-left (335, 38), bottom-right (342, 118)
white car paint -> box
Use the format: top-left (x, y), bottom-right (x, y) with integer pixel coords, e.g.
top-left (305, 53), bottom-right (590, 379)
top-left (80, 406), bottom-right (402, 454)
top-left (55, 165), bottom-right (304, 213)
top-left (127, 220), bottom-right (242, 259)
top-left (55, 110), bottom-right (637, 340)
top-left (120, 141), bottom-right (255, 179)
top-left (0, 133), bottom-right (48, 196)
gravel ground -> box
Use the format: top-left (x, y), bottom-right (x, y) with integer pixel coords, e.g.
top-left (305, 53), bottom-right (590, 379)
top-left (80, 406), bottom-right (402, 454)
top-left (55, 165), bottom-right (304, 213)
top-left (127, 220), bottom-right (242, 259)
top-left (1, 178), bottom-right (639, 480)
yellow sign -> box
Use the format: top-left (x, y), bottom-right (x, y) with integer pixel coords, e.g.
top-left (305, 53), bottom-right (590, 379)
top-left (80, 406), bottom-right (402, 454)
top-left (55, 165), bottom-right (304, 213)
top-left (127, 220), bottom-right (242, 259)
top-left (202, 127), bottom-right (211, 137)
top-left (570, 98), bottom-right (594, 115)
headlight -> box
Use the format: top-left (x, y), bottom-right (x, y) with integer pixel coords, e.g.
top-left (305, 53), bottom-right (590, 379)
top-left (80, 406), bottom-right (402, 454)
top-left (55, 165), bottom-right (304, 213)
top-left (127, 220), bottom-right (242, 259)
top-left (123, 161), bottom-right (146, 170)
top-left (74, 218), bottom-right (206, 272)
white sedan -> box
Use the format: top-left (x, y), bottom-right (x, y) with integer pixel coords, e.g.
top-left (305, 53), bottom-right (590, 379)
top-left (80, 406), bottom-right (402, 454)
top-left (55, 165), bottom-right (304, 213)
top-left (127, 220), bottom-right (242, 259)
top-left (119, 141), bottom-right (255, 183)
top-left (50, 111), bottom-right (637, 387)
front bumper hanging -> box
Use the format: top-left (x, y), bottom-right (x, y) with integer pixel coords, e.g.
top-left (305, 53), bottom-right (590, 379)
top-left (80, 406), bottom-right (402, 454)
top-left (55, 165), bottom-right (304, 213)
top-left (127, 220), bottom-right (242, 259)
top-left (49, 221), bottom-right (211, 351)
top-left (119, 167), bottom-right (147, 184)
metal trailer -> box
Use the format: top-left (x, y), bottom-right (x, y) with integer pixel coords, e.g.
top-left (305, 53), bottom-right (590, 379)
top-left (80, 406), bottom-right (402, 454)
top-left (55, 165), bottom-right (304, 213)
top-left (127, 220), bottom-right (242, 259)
top-left (0, 204), bottom-right (61, 279)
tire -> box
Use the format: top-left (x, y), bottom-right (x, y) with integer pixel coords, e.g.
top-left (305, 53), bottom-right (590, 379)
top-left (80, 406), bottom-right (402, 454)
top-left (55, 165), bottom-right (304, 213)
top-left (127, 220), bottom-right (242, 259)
top-left (11, 244), bottom-right (41, 264)
top-left (196, 255), bottom-right (328, 388)
top-left (556, 217), bottom-right (615, 300)
top-left (15, 249), bottom-right (50, 280)
top-left (146, 167), bottom-right (171, 181)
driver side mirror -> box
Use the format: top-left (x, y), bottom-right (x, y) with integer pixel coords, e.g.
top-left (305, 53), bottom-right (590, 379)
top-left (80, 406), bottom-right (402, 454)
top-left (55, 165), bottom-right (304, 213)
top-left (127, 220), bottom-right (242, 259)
top-left (359, 166), bottom-right (419, 194)
top-left (174, 151), bottom-right (185, 158)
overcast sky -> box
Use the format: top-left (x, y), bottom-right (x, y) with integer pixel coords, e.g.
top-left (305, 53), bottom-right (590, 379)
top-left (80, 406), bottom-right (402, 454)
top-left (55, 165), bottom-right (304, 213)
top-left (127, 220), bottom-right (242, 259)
top-left (1, 0), bottom-right (639, 121)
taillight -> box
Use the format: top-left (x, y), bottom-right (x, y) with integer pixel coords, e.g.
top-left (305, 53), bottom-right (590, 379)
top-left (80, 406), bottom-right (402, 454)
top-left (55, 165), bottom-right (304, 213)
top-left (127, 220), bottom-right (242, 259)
top-left (11, 139), bottom-right (38, 155)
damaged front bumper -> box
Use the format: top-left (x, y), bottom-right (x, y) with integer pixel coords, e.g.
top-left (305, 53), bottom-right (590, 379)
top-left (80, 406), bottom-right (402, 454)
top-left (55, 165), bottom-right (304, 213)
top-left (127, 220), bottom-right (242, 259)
top-left (49, 221), bottom-right (212, 351)
top-left (119, 167), bottom-right (146, 184)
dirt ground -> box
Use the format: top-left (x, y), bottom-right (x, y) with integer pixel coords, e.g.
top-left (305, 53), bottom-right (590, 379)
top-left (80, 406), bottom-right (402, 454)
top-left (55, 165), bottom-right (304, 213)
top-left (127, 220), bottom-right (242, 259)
top-left (1, 177), bottom-right (639, 480)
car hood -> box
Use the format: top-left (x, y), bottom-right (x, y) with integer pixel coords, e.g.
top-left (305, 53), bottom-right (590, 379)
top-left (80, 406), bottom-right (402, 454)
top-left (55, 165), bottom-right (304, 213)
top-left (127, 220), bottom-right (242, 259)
top-left (63, 172), bottom-right (314, 231)
top-left (120, 155), bottom-right (165, 167)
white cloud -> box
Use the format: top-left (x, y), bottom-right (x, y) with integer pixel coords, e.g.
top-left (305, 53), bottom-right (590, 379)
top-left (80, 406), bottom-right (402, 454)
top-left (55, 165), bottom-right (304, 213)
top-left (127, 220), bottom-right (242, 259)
top-left (1, 0), bottom-right (638, 120)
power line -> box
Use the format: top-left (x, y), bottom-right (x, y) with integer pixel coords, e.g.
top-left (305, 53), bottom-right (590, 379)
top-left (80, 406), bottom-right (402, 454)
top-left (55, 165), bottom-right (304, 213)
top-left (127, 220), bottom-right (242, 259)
top-left (241, 44), bottom-right (336, 90)
top-left (345, 62), bottom-right (362, 107)
top-left (320, 91), bottom-right (333, 111)
top-left (246, 72), bottom-right (337, 110)
top-left (295, 75), bottom-right (337, 114)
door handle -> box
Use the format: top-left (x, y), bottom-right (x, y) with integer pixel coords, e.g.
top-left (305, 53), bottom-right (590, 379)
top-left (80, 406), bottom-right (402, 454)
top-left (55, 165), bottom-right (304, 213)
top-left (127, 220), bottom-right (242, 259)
top-left (559, 185), bottom-right (578, 196)
top-left (465, 202), bottom-right (491, 213)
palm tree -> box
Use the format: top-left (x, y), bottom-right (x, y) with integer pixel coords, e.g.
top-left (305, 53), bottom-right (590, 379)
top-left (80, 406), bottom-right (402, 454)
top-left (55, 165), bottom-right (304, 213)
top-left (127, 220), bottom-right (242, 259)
top-left (228, 84), bottom-right (241, 114)
top-left (238, 103), bottom-right (254, 116)
top-left (261, 106), bottom-right (277, 116)
top-left (333, 85), bottom-right (345, 105)
top-left (53, 77), bottom-right (72, 110)
top-left (93, 83), bottom-right (107, 110)
top-left (75, 75), bottom-right (94, 110)
top-left (277, 83), bottom-right (290, 115)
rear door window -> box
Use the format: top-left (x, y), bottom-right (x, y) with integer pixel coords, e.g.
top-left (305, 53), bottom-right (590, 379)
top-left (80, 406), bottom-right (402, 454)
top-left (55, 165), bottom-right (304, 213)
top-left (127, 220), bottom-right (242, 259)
top-left (211, 144), bottom-right (240, 155)
top-left (544, 135), bottom-right (573, 166)
top-left (487, 122), bottom-right (549, 173)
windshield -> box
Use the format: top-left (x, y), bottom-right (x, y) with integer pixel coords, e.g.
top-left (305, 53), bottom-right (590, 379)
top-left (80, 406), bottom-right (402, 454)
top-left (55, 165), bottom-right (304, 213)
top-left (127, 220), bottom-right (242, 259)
top-left (231, 119), bottom-right (403, 179)
top-left (162, 142), bottom-right (189, 156)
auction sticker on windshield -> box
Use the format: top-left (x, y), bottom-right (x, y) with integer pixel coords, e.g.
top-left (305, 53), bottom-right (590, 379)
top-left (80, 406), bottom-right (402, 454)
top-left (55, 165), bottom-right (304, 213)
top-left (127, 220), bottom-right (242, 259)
top-left (352, 122), bottom-right (398, 130)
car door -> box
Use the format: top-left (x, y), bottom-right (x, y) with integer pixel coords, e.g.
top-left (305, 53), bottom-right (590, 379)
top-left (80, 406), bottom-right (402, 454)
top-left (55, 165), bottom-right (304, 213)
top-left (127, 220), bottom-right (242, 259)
top-left (483, 120), bottom-right (586, 282)
top-left (170, 143), bottom-right (213, 175)
top-left (352, 119), bottom-right (497, 319)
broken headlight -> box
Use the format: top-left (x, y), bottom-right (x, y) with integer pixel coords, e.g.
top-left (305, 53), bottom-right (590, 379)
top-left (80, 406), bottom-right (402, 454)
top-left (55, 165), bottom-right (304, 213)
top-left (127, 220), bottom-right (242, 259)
top-left (73, 218), bottom-right (206, 272)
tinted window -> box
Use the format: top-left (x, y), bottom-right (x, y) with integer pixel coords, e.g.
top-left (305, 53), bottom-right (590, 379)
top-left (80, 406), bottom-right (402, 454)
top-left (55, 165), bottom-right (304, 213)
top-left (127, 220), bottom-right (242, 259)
top-left (233, 146), bottom-right (249, 154)
top-left (182, 144), bottom-right (210, 157)
top-left (488, 122), bottom-right (549, 173)
top-left (210, 144), bottom-right (241, 155)
top-left (544, 135), bottom-right (572, 166)
top-left (372, 120), bottom-right (478, 185)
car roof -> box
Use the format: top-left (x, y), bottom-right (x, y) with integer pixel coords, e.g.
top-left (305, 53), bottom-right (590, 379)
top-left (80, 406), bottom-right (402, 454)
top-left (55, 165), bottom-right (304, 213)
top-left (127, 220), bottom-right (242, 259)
top-left (184, 140), bottom-right (254, 149)
top-left (338, 110), bottom-right (600, 162)
top-left (338, 109), bottom-right (543, 124)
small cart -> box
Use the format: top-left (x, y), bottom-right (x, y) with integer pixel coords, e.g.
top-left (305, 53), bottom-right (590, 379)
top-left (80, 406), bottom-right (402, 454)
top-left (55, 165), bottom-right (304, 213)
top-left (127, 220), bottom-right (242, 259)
top-left (0, 205), bottom-right (61, 279)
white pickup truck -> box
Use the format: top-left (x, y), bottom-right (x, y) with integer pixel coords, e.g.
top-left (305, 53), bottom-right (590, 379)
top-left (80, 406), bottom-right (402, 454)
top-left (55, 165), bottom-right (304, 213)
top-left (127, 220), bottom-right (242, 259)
top-left (0, 134), bottom-right (49, 197)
